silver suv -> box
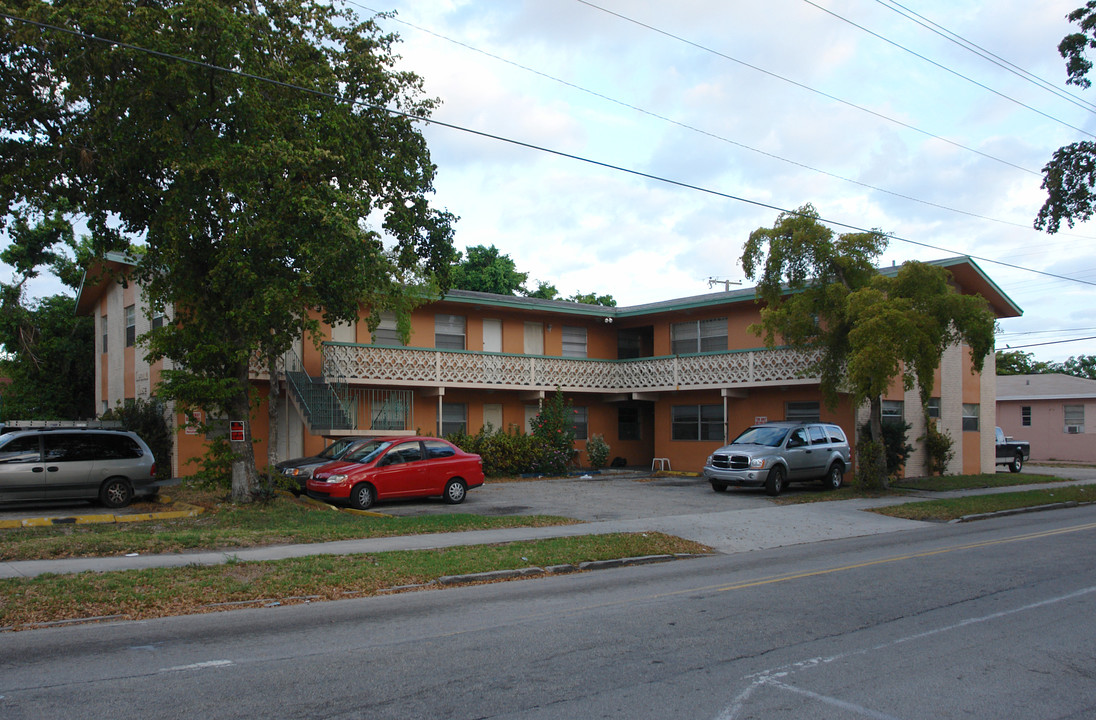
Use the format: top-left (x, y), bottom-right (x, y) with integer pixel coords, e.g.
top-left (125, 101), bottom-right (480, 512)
top-left (0, 428), bottom-right (158, 508)
top-left (703, 421), bottom-right (850, 496)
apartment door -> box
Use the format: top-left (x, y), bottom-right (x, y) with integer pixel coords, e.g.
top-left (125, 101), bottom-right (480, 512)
top-left (483, 318), bottom-right (502, 353)
top-left (524, 322), bottom-right (544, 355)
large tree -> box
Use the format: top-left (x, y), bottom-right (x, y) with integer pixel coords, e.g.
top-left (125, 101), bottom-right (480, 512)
top-left (742, 205), bottom-right (996, 487)
top-left (0, 211), bottom-right (94, 420)
top-left (450, 245), bottom-right (529, 295)
top-left (1, 1), bottom-right (456, 501)
top-left (1036, 2), bottom-right (1096, 232)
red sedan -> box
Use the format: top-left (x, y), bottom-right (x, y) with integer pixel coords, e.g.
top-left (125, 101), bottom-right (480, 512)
top-left (306, 436), bottom-right (484, 510)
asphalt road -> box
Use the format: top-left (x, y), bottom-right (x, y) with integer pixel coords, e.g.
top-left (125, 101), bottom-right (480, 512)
top-left (3, 503), bottom-right (1094, 719)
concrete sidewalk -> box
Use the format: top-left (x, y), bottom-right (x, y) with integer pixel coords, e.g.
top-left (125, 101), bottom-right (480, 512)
top-left (0, 496), bottom-right (924, 579)
top-left (1, 466), bottom-right (1093, 580)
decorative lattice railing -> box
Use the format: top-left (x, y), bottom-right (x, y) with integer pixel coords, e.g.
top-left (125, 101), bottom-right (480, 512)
top-left (321, 343), bottom-right (822, 393)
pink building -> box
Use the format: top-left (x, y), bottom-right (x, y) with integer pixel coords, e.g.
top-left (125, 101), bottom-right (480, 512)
top-left (996, 374), bottom-right (1096, 463)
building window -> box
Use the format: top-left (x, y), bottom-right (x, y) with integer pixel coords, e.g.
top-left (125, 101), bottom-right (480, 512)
top-left (785, 402), bottom-right (820, 423)
top-left (618, 407), bottom-right (640, 441)
top-left (882, 400), bottom-right (904, 421)
top-left (671, 318), bottom-right (727, 354)
top-left (561, 326), bottom-right (587, 358)
top-left (101, 315), bottom-right (108, 353)
top-left (671, 404), bottom-right (723, 441)
top-left (151, 311), bottom-right (165, 331)
top-left (927, 398), bottom-right (941, 419)
top-left (434, 314), bottom-right (466, 350)
top-left (572, 407), bottom-right (588, 440)
top-left (372, 311), bottom-right (405, 346)
top-left (441, 403), bottom-right (467, 437)
top-left (1021, 406), bottom-right (1031, 426)
top-left (1064, 404), bottom-right (1085, 434)
top-left (125, 305), bottom-right (136, 347)
top-left (962, 404), bottom-right (980, 432)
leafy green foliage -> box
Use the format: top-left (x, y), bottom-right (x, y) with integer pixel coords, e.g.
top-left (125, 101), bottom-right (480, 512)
top-left (450, 245), bottom-right (529, 295)
top-left (586, 434), bottom-right (610, 469)
top-left (860, 419), bottom-right (912, 478)
top-left (0, 295), bottom-right (94, 420)
top-left (855, 438), bottom-right (888, 490)
top-left (2, 0), bottom-right (458, 501)
top-left (101, 398), bottom-right (174, 480)
top-left (921, 418), bottom-right (955, 477)
top-left (567, 292), bottom-right (617, 307)
top-left (996, 350), bottom-right (1096, 380)
top-left (742, 205), bottom-right (996, 487)
top-left (1035, 3), bottom-right (1096, 231)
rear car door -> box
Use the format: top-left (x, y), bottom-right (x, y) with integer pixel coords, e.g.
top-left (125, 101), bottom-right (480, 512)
top-left (0, 434), bottom-right (45, 501)
top-left (421, 439), bottom-right (460, 492)
top-left (783, 427), bottom-right (814, 480)
top-left (42, 433), bottom-right (97, 499)
top-left (806, 425), bottom-right (831, 476)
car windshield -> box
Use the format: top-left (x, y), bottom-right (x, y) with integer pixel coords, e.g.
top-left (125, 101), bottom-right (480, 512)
top-left (343, 440), bottom-right (393, 464)
top-left (732, 426), bottom-right (790, 447)
top-left (318, 438), bottom-right (357, 460)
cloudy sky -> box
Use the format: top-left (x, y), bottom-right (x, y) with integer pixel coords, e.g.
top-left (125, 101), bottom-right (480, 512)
top-left (6, 0), bottom-right (1095, 363)
top-left (354, 0), bottom-right (1096, 362)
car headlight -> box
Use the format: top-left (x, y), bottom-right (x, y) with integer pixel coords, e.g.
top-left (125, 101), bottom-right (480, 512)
top-left (706, 455), bottom-right (713, 466)
top-left (749, 458), bottom-right (767, 469)
top-left (326, 474), bottom-right (348, 484)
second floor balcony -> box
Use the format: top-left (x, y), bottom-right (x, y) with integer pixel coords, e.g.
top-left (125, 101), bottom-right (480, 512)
top-left (321, 342), bottom-right (822, 394)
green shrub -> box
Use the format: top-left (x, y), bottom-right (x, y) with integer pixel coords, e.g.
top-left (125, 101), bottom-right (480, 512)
top-left (921, 418), bottom-right (954, 476)
top-left (587, 434), bottom-right (610, 469)
top-left (530, 388), bottom-right (575, 455)
top-left (856, 437), bottom-right (888, 489)
top-left (859, 419), bottom-right (912, 478)
top-left (101, 398), bottom-right (173, 480)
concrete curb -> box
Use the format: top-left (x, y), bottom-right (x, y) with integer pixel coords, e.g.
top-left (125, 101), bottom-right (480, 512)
top-left (950, 499), bottom-right (1095, 523)
top-left (0, 495), bottom-right (203, 529)
top-left (436, 552), bottom-right (702, 586)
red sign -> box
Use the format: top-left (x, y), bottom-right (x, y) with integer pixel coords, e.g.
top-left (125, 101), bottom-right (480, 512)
top-left (230, 420), bottom-right (246, 442)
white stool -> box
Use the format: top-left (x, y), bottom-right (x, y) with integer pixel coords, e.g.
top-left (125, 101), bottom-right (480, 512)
top-left (651, 458), bottom-right (671, 471)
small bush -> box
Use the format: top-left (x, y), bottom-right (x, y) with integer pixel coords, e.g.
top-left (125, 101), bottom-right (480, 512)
top-left (859, 419), bottom-right (912, 478)
top-left (921, 418), bottom-right (954, 476)
top-left (856, 437), bottom-right (888, 489)
top-left (587, 434), bottom-right (610, 469)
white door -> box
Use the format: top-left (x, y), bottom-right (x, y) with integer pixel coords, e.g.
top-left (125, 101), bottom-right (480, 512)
top-left (524, 404), bottom-right (540, 434)
top-left (484, 404), bottom-right (503, 433)
top-left (524, 322), bottom-right (544, 355)
top-left (483, 318), bottom-right (502, 353)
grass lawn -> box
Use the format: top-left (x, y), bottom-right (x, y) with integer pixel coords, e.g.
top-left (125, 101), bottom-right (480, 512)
top-left (872, 485), bottom-right (1096, 522)
top-left (0, 487), bottom-right (579, 562)
top-left (892, 473), bottom-right (1065, 492)
top-left (0, 533), bottom-right (709, 630)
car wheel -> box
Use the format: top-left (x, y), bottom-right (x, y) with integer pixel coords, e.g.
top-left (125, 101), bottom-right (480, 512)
top-left (443, 479), bottom-right (467, 504)
top-left (349, 483), bottom-right (375, 510)
top-left (765, 466), bottom-right (785, 497)
top-left (99, 478), bottom-right (134, 509)
top-left (1009, 452), bottom-right (1023, 473)
top-left (822, 463), bottom-right (844, 491)
top-left (710, 481), bottom-right (728, 493)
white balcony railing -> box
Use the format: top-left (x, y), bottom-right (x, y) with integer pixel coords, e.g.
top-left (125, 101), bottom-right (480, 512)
top-left (322, 343), bottom-right (822, 394)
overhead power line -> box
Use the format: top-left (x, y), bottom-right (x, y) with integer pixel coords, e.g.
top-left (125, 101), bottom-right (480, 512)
top-left (874, 0), bottom-right (1096, 116)
top-left (359, 3), bottom-right (1096, 241)
top-left (573, 0), bottom-right (1040, 176)
top-left (800, 0), bottom-right (1096, 138)
top-left (3, 10), bottom-right (1096, 291)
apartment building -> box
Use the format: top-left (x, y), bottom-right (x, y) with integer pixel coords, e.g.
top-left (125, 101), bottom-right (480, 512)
top-left (75, 254), bottom-right (1020, 478)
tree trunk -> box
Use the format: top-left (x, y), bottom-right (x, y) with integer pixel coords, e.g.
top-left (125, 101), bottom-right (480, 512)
top-left (266, 352), bottom-right (280, 473)
top-left (868, 394), bottom-right (889, 490)
top-left (229, 363), bottom-right (259, 503)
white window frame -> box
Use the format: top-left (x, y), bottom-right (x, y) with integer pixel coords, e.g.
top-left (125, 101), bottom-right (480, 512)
top-left (435, 314), bottom-right (466, 351)
top-left (671, 318), bottom-right (727, 355)
top-left (561, 326), bottom-right (587, 358)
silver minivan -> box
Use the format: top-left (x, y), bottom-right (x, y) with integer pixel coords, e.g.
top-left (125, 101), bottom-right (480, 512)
top-left (0, 429), bottom-right (158, 507)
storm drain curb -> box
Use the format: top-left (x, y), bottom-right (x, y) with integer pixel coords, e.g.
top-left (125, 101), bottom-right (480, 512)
top-left (437, 553), bottom-right (701, 586)
top-left (951, 499), bottom-right (1094, 523)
